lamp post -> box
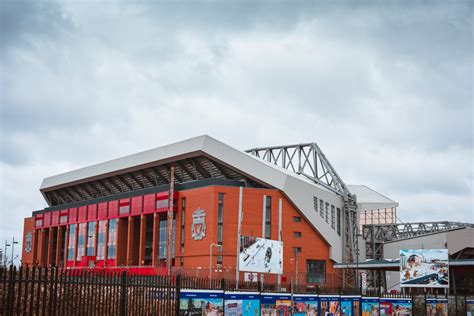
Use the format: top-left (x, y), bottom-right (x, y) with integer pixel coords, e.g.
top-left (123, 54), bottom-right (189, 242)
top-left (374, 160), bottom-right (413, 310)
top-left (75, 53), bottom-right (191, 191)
top-left (209, 243), bottom-right (221, 288)
top-left (4, 240), bottom-right (11, 267)
top-left (11, 237), bottom-right (18, 266)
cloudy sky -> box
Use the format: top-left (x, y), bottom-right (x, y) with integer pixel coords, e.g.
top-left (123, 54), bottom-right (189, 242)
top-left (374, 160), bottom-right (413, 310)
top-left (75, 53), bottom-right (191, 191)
top-left (0, 1), bottom-right (472, 262)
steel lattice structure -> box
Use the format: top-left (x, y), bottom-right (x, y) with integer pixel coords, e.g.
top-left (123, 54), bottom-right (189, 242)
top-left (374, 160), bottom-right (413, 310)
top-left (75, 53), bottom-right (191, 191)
top-left (246, 143), bottom-right (359, 288)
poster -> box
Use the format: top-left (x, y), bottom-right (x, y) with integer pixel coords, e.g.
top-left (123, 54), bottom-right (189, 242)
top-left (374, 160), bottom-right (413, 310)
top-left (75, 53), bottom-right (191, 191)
top-left (292, 294), bottom-right (318, 316)
top-left (239, 236), bottom-right (283, 274)
top-left (340, 296), bottom-right (361, 316)
top-left (361, 297), bottom-right (379, 316)
top-left (379, 298), bottom-right (412, 316)
top-left (320, 295), bottom-right (340, 316)
top-left (179, 289), bottom-right (224, 316)
top-left (466, 300), bottom-right (474, 316)
top-left (260, 293), bottom-right (292, 316)
top-left (399, 249), bottom-right (449, 288)
top-left (425, 298), bottom-right (448, 316)
top-left (224, 291), bottom-right (260, 316)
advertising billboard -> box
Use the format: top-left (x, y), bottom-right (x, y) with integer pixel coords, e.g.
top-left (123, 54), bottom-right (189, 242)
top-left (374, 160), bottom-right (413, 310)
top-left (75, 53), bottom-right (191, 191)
top-left (239, 236), bottom-right (283, 274)
top-left (319, 295), bottom-right (340, 315)
top-left (340, 296), bottom-right (361, 316)
top-left (466, 299), bottom-right (474, 316)
top-left (399, 249), bottom-right (449, 288)
top-left (361, 297), bottom-right (379, 316)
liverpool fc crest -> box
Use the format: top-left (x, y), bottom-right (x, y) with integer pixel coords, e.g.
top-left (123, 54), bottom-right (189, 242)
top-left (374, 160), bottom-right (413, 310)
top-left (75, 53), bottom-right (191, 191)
top-left (191, 208), bottom-right (206, 240)
top-left (25, 232), bottom-right (32, 254)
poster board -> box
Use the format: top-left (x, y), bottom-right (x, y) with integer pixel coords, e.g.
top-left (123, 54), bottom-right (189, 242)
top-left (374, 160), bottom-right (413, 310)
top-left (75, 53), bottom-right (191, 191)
top-left (179, 289), bottom-right (224, 316)
top-left (399, 249), bottom-right (449, 288)
top-left (239, 236), bottom-right (283, 274)
top-left (319, 295), bottom-right (340, 315)
top-left (426, 298), bottom-right (448, 316)
top-left (340, 296), bottom-right (361, 316)
top-left (466, 299), bottom-right (474, 316)
top-left (379, 298), bottom-right (412, 316)
top-left (292, 294), bottom-right (318, 316)
top-left (361, 297), bottom-right (379, 316)
top-left (224, 291), bottom-right (260, 316)
top-left (260, 293), bottom-right (292, 315)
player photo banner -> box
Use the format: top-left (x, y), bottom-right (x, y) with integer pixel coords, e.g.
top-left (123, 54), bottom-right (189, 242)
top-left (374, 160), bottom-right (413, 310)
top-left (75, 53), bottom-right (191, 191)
top-left (379, 298), bottom-right (412, 316)
top-left (399, 249), bottom-right (449, 288)
top-left (179, 289), bottom-right (224, 316)
top-left (466, 299), bottom-right (474, 316)
top-left (426, 298), bottom-right (448, 316)
top-left (239, 236), bottom-right (283, 274)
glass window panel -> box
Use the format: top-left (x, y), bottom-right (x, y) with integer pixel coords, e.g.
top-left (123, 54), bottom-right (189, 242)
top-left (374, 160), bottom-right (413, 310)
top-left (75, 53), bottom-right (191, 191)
top-left (107, 219), bottom-right (117, 260)
top-left (67, 224), bottom-right (76, 261)
top-left (86, 222), bottom-right (96, 256)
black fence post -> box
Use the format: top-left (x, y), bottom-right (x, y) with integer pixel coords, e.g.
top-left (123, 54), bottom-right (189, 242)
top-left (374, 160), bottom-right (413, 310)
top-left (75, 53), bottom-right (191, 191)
top-left (120, 271), bottom-right (127, 316)
top-left (221, 278), bottom-right (226, 292)
top-left (175, 274), bottom-right (181, 316)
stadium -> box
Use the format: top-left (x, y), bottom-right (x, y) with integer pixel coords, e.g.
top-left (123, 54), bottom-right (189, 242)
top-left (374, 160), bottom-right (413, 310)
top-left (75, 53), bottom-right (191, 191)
top-left (20, 135), bottom-right (474, 292)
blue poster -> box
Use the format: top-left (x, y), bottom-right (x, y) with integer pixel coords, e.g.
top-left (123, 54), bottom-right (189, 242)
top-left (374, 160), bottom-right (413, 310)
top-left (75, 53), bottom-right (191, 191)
top-left (224, 291), bottom-right (260, 316)
top-left (426, 298), bottom-right (447, 316)
top-left (319, 295), bottom-right (340, 316)
top-left (260, 293), bottom-right (292, 316)
top-left (361, 297), bottom-right (379, 316)
top-left (179, 289), bottom-right (224, 316)
top-left (293, 294), bottom-right (318, 316)
top-left (379, 298), bottom-right (412, 316)
top-left (466, 299), bottom-right (474, 316)
top-left (340, 296), bottom-right (361, 316)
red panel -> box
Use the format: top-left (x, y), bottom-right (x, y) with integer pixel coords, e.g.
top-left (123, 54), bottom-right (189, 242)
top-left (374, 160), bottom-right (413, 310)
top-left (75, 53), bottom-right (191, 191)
top-left (87, 204), bottom-right (97, 221)
top-left (108, 200), bottom-right (119, 218)
top-left (60, 209), bottom-right (68, 216)
top-left (143, 194), bottom-right (155, 214)
top-left (119, 198), bottom-right (130, 206)
top-left (78, 206), bottom-right (87, 222)
top-left (35, 214), bottom-right (44, 228)
top-left (131, 196), bottom-right (143, 215)
top-left (69, 208), bottom-right (78, 223)
top-left (156, 192), bottom-right (168, 198)
top-left (98, 202), bottom-right (108, 220)
top-left (51, 211), bottom-right (60, 226)
top-left (43, 212), bottom-right (51, 227)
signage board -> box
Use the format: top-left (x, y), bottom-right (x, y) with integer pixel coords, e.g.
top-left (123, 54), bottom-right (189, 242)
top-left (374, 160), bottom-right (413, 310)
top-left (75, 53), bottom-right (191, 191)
top-left (239, 236), bottom-right (283, 274)
top-left (320, 295), bottom-right (340, 315)
top-left (361, 297), bottom-right (379, 316)
top-left (293, 294), bottom-right (318, 316)
top-left (400, 249), bottom-right (449, 288)
top-left (179, 289), bottom-right (223, 316)
top-left (260, 293), bottom-right (292, 315)
top-left (426, 298), bottom-right (448, 316)
top-left (379, 298), bottom-right (412, 315)
top-left (224, 291), bottom-right (260, 316)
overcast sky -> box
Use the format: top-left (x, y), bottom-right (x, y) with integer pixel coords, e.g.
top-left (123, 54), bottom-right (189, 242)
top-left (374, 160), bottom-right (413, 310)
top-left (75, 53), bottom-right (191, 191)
top-left (1, 1), bottom-right (473, 262)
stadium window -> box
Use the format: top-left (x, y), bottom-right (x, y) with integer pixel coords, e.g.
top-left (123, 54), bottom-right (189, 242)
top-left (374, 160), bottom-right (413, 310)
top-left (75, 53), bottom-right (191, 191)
top-left (264, 196), bottom-right (272, 239)
top-left (217, 255), bottom-right (223, 265)
top-left (76, 223), bottom-right (86, 261)
top-left (67, 224), bottom-right (76, 261)
top-left (156, 198), bottom-right (169, 210)
top-left (306, 260), bottom-right (326, 284)
top-left (181, 198), bottom-right (186, 254)
top-left (119, 203), bottom-right (130, 215)
top-left (293, 247), bottom-right (302, 254)
top-left (96, 221), bottom-right (106, 260)
top-left (159, 218), bottom-right (176, 259)
top-left (325, 203), bottom-right (330, 224)
top-left (336, 208), bottom-right (341, 236)
top-left (313, 197), bottom-right (318, 213)
top-left (180, 256), bottom-right (184, 267)
top-left (36, 219), bottom-right (43, 227)
top-left (59, 214), bottom-right (68, 224)
top-left (218, 193), bottom-right (224, 246)
top-left (86, 222), bottom-right (96, 256)
top-left (107, 219), bottom-right (117, 260)
top-left (293, 216), bottom-right (302, 223)
top-left (331, 205), bottom-right (335, 230)
top-left (319, 200), bottom-right (324, 219)
top-left (293, 231), bottom-right (302, 238)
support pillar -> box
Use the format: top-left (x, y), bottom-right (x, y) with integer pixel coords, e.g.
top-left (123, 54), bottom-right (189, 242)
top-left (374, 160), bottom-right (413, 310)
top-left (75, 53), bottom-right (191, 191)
top-left (127, 216), bottom-right (134, 266)
top-left (55, 227), bottom-right (63, 267)
top-left (47, 228), bottom-right (54, 266)
top-left (63, 225), bottom-right (70, 267)
top-left (152, 213), bottom-right (159, 267)
top-left (139, 215), bottom-right (146, 266)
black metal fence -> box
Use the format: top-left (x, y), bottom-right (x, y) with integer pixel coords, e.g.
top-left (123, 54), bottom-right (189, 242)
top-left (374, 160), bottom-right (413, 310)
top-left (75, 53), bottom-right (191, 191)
top-left (0, 266), bottom-right (472, 315)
